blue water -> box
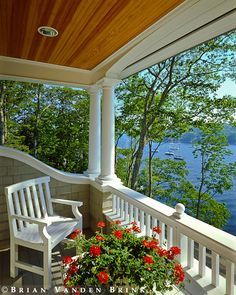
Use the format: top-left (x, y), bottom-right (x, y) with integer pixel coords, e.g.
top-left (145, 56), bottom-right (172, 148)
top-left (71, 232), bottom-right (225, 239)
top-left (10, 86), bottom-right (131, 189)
top-left (119, 138), bottom-right (236, 236)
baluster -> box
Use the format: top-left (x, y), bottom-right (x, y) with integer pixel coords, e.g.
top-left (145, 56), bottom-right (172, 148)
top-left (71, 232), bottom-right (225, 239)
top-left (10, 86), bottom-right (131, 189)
top-left (120, 198), bottom-right (124, 219)
top-left (159, 221), bottom-right (165, 246)
top-left (187, 238), bottom-right (194, 269)
top-left (112, 195), bottom-right (116, 213)
top-left (167, 226), bottom-right (173, 248)
top-left (145, 213), bottom-right (151, 237)
top-left (226, 260), bottom-right (234, 295)
top-left (211, 251), bottom-right (219, 287)
top-left (116, 195), bottom-right (120, 216)
top-left (124, 201), bottom-right (129, 222)
top-left (199, 244), bottom-right (206, 277)
top-left (134, 207), bottom-right (139, 223)
top-left (129, 204), bottom-right (134, 223)
top-left (140, 210), bottom-right (145, 232)
top-left (150, 217), bottom-right (157, 236)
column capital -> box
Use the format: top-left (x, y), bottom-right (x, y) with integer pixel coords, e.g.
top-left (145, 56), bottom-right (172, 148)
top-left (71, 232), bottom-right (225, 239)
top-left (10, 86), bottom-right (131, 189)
top-left (87, 84), bottom-right (101, 94)
top-left (96, 77), bottom-right (121, 88)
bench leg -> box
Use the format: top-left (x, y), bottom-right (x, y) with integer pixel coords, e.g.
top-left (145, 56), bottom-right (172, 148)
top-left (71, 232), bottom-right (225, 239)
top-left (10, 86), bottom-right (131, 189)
top-left (43, 245), bottom-right (52, 289)
top-left (10, 241), bottom-right (18, 278)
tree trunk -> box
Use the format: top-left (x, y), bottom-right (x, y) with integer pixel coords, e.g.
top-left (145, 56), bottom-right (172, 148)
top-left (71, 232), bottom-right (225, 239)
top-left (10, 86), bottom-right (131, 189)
top-left (148, 141), bottom-right (153, 198)
top-left (33, 84), bottom-right (42, 158)
top-left (0, 82), bottom-right (6, 145)
top-left (130, 115), bottom-right (147, 189)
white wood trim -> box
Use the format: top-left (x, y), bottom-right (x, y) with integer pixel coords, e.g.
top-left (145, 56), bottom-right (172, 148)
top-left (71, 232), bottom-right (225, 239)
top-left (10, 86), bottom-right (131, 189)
top-left (0, 146), bottom-right (90, 184)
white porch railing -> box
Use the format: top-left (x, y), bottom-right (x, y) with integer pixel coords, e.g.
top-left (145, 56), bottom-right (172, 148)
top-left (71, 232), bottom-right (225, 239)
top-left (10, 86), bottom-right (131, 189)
top-left (104, 184), bottom-right (236, 295)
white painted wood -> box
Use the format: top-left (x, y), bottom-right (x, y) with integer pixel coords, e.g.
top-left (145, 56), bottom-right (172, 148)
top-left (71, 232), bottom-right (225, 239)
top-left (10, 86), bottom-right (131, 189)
top-left (187, 238), bottom-right (194, 269)
top-left (145, 213), bottom-right (151, 237)
top-left (0, 146), bottom-right (89, 184)
top-left (112, 194), bottom-right (116, 213)
top-left (120, 198), bottom-right (124, 219)
top-left (129, 204), bottom-right (134, 223)
top-left (104, 183), bottom-right (236, 295)
top-left (134, 207), bottom-right (139, 223)
top-left (199, 244), bottom-right (206, 277)
top-left (86, 85), bottom-right (101, 176)
top-left (5, 176), bottom-right (83, 289)
top-left (226, 260), bottom-right (235, 295)
top-left (124, 201), bottom-right (129, 221)
top-left (140, 210), bottom-right (145, 232)
top-left (38, 183), bottom-right (48, 218)
top-left (211, 251), bottom-right (220, 287)
top-left (159, 221), bottom-right (165, 246)
top-left (167, 226), bottom-right (173, 248)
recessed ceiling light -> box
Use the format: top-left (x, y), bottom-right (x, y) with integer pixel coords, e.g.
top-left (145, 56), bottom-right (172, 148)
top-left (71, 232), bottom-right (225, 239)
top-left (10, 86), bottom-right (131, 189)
top-left (38, 26), bottom-right (58, 37)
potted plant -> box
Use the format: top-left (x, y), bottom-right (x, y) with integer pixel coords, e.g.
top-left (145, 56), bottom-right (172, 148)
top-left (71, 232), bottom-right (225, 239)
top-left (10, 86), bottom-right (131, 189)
top-left (62, 221), bottom-right (184, 294)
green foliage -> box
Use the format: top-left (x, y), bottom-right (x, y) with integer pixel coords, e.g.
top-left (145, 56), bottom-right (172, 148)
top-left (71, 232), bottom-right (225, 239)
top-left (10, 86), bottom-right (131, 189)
top-left (1, 82), bottom-right (89, 173)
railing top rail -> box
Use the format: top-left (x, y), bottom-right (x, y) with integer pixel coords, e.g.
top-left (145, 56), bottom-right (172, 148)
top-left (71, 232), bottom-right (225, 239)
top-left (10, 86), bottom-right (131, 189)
top-left (108, 183), bottom-right (236, 261)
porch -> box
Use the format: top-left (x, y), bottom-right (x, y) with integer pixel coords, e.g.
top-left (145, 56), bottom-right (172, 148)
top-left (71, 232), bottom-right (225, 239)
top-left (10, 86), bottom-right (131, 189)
top-left (1, 0), bottom-right (236, 294)
top-left (0, 147), bottom-right (236, 294)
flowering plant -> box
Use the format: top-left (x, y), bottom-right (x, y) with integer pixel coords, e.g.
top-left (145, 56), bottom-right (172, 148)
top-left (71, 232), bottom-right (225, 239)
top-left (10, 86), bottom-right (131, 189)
top-left (62, 221), bottom-right (184, 294)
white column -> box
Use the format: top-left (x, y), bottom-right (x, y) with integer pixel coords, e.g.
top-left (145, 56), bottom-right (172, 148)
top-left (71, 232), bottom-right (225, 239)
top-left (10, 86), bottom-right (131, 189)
top-left (97, 78), bottom-right (120, 183)
top-left (84, 85), bottom-right (101, 177)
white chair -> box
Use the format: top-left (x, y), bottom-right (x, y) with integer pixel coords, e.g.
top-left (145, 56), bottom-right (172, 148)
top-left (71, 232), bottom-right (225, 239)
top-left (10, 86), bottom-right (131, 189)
top-left (5, 176), bottom-right (83, 289)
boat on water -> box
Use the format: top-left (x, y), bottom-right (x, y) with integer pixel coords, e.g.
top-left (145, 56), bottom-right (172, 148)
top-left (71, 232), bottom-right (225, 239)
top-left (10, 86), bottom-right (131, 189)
top-left (165, 151), bottom-right (174, 156)
top-left (174, 154), bottom-right (184, 160)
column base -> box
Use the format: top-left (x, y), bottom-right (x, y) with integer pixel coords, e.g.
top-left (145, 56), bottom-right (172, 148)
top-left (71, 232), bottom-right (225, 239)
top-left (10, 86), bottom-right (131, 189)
top-left (95, 174), bottom-right (122, 185)
top-left (83, 170), bottom-right (100, 179)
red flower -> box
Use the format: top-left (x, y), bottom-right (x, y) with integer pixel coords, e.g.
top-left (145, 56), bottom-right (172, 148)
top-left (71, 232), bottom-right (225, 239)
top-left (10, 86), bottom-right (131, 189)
top-left (174, 263), bottom-right (185, 284)
top-left (115, 220), bottom-right (121, 224)
top-left (132, 225), bottom-right (141, 233)
top-left (64, 275), bottom-right (71, 287)
top-left (98, 271), bottom-right (109, 284)
top-left (125, 228), bottom-right (132, 234)
top-left (170, 246), bottom-right (181, 255)
top-left (96, 235), bottom-right (105, 241)
top-left (62, 256), bottom-right (73, 264)
top-left (153, 226), bottom-right (161, 234)
top-left (113, 230), bottom-right (123, 239)
top-left (143, 255), bottom-right (154, 264)
top-left (69, 228), bottom-right (81, 239)
top-left (156, 247), bottom-right (168, 257)
top-left (89, 245), bottom-right (101, 257)
top-left (167, 246), bottom-right (181, 260)
top-left (68, 265), bottom-right (78, 275)
top-left (97, 221), bottom-right (106, 228)
top-left (142, 239), bottom-right (158, 249)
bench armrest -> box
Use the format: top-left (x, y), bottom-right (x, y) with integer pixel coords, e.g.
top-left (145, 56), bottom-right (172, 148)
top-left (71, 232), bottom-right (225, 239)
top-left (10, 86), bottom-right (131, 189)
top-left (51, 198), bottom-right (83, 228)
top-left (11, 214), bottom-right (51, 226)
top-left (51, 198), bottom-right (83, 207)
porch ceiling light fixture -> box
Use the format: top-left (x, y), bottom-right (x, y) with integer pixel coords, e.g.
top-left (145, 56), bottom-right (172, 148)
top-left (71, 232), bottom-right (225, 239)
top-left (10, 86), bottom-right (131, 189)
top-left (37, 26), bottom-right (58, 37)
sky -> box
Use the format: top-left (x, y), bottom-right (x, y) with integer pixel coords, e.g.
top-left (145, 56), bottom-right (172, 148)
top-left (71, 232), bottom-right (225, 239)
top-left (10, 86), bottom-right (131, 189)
top-left (217, 78), bottom-right (236, 98)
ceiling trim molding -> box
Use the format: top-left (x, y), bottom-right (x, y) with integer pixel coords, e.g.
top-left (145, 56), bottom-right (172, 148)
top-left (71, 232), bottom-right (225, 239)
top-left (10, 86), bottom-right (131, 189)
top-left (121, 7), bottom-right (236, 78)
top-left (0, 56), bottom-right (92, 88)
top-left (106, 0), bottom-right (236, 78)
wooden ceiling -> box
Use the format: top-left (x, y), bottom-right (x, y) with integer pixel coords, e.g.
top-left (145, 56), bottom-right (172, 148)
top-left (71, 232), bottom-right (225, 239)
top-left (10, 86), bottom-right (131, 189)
top-left (0, 0), bottom-right (184, 71)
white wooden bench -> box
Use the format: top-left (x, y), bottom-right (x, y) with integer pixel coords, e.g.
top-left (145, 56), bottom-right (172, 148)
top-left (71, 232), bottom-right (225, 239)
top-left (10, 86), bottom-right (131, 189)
top-left (5, 176), bottom-right (83, 289)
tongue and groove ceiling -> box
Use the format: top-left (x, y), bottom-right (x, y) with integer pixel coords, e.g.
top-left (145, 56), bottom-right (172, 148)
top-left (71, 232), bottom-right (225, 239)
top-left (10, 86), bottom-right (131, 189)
top-left (0, 0), bottom-right (184, 71)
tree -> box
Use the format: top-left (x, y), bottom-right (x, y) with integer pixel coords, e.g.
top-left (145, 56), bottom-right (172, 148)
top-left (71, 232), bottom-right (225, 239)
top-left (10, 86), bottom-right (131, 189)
top-left (116, 29), bottom-right (236, 191)
top-left (192, 128), bottom-right (236, 220)
top-left (1, 81), bottom-right (89, 173)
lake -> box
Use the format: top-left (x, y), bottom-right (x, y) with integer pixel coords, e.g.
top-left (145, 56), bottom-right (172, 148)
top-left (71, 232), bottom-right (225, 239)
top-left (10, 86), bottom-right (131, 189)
top-left (119, 137), bottom-right (236, 236)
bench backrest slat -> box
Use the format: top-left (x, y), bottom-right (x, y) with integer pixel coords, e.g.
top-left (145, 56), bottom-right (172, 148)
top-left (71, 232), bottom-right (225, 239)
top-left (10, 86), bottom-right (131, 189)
top-left (38, 183), bottom-right (48, 218)
top-left (32, 185), bottom-right (41, 218)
